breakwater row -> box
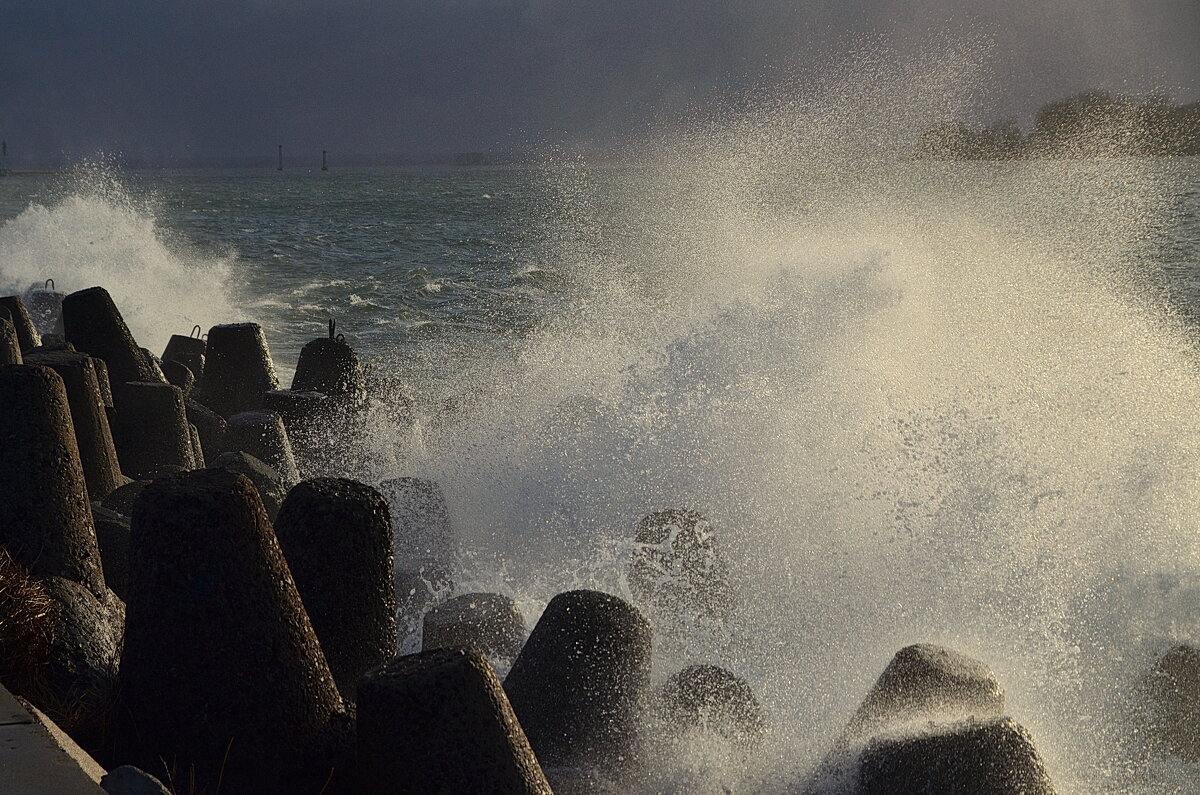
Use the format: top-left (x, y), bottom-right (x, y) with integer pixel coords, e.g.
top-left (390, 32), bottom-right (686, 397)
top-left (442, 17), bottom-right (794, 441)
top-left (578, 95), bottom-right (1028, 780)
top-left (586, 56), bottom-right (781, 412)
top-left (1, 283), bottom-right (1197, 793)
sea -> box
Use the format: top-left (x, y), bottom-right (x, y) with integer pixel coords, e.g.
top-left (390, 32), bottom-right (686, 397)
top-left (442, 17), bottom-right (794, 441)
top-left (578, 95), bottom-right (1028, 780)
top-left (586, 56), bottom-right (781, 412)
top-left (1, 141), bottom-right (1199, 792)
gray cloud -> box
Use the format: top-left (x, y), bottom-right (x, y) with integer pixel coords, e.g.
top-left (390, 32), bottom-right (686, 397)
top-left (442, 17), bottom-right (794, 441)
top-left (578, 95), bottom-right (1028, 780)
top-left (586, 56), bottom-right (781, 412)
top-left (1, 0), bottom-right (1195, 162)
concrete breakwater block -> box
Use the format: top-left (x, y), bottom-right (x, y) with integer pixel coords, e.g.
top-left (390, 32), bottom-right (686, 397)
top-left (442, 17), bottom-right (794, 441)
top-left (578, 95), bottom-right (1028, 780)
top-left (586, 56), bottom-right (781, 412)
top-left (381, 476), bottom-right (453, 561)
top-left (110, 382), bottom-right (196, 479)
top-left (357, 647), bottom-right (553, 795)
top-left (225, 410), bottom-right (299, 485)
top-left (840, 644), bottom-right (1005, 746)
top-left (292, 334), bottom-right (365, 398)
top-left (628, 509), bottom-right (734, 624)
top-left (656, 664), bottom-right (766, 745)
top-left (1, 316), bottom-right (21, 365)
top-left (0, 296), bottom-right (42, 352)
top-left (24, 351), bottom-right (125, 501)
top-left (61, 287), bottom-right (160, 389)
top-left (504, 589), bottom-right (653, 770)
top-left (193, 322), bottom-right (278, 418)
top-left (91, 505), bottom-right (131, 603)
top-left (210, 451), bottom-right (287, 521)
top-left (185, 397), bottom-right (227, 464)
top-left (160, 331), bottom-right (206, 382)
top-left (262, 389), bottom-right (329, 476)
top-left (0, 364), bottom-right (105, 595)
top-left (159, 358), bottom-right (194, 396)
top-left (275, 477), bottom-right (396, 699)
top-left (422, 592), bottom-right (527, 659)
top-left (1143, 643), bottom-right (1200, 760)
top-left (851, 716), bottom-right (1057, 794)
top-left (116, 468), bottom-right (344, 793)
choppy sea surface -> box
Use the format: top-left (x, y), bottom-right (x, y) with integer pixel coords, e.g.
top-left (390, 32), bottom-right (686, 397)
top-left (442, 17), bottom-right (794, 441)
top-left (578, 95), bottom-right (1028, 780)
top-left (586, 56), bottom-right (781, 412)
top-left (1, 151), bottom-right (1199, 793)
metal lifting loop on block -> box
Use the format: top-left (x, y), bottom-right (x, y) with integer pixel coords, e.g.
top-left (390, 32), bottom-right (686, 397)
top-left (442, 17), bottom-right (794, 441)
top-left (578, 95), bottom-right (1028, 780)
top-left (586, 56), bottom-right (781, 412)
top-left (191, 325), bottom-right (203, 339)
top-left (45, 278), bottom-right (55, 291)
top-left (328, 318), bottom-right (336, 339)
top-left (336, 333), bottom-right (345, 343)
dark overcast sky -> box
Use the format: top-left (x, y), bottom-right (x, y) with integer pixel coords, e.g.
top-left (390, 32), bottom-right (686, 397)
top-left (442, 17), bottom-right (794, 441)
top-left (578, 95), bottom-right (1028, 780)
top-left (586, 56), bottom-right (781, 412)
top-left (2, 0), bottom-right (1197, 162)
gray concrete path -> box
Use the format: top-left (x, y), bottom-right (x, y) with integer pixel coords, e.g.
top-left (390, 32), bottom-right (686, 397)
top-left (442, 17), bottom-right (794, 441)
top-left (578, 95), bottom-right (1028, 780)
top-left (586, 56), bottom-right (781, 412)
top-left (0, 684), bottom-right (105, 794)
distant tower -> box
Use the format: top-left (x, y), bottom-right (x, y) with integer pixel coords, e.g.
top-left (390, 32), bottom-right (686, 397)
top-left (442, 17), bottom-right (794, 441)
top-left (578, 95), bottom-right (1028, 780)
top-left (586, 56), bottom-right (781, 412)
top-left (2, 140), bottom-right (6, 157)
top-left (321, 150), bottom-right (328, 171)
top-left (278, 144), bottom-right (283, 171)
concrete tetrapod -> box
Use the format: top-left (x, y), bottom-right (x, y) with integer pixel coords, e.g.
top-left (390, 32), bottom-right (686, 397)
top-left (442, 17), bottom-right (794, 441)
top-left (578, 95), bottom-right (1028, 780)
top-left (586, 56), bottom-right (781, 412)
top-left (292, 335), bottom-right (365, 398)
top-left (61, 287), bottom-right (160, 390)
top-left (24, 351), bottom-right (125, 501)
top-left (193, 322), bottom-right (278, 418)
top-left (160, 332), bottom-right (206, 382)
top-left (656, 664), bottom-right (766, 746)
top-left (110, 382), bottom-right (196, 479)
top-left (0, 296), bottom-right (42, 352)
top-left (422, 592), bottom-right (527, 659)
top-left (116, 469), bottom-right (344, 794)
top-left (357, 647), bottom-right (553, 795)
top-left (0, 317), bottom-right (21, 365)
top-left (0, 365), bottom-right (105, 596)
top-left (853, 716), bottom-right (1057, 794)
top-left (225, 410), bottom-right (299, 485)
top-left (275, 477), bottom-right (396, 699)
top-left (504, 589), bottom-right (653, 771)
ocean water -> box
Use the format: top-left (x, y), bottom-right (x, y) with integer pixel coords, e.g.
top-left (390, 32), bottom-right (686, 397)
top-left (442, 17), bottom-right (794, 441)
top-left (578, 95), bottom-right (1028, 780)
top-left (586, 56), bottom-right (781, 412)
top-left (2, 112), bottom-right (1200, 791)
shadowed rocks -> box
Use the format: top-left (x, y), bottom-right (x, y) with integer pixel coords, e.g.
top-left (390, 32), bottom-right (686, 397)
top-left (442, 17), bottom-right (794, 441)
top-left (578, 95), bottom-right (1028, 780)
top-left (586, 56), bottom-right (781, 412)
top-left (193, 322), bottom-right (278, 418)
top-left (422, 592), bottom-right (527, 659)
top-left (275, 477), bottom-right (396, 699)
top-left (357, 647), bottom-right (552, 795)
top-left (159, 358), bottom-right (194, 396)
top-left (210, 451), bottom-right (287, 522)
top-left (0, 316), bottom-right (21, 364)
top-left (110, 382), bottom-right (196, 479)
top-left (0, 364), bottom-right (105, 596)
top-left (656, 664), bottom-right (765, 746)
top-left (61, 287), bottom-right (160, 389)
top-left (91, 504), bottom-right (131, 602)
top-left (185, 396), bottom-right (227, 464)
top-left (0, 295), bottom-right (42, 352)
top-left (853, 717), bottom-right (1056, 794)
top-left (505, 589), bottom-right (652, 771)
top-left (116, 468), bottom-right (343, 793)
top-left (1144, 643), bottom-right (1200, 761)
top-left (25, 350), bottom-right (126, 501)
top-left (225, 410), bottom-right (299, 485)
top-left (840, 644), bottom-right (1005, 746)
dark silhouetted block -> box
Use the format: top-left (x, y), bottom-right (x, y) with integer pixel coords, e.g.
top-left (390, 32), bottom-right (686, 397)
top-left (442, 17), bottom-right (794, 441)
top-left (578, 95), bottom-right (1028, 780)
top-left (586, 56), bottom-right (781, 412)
top-left (193, 322), bottom-right (278, 417)
top-left (423, 592), bottom-right (526, 659)
top-left (61, 287), bottom-right (160, 389)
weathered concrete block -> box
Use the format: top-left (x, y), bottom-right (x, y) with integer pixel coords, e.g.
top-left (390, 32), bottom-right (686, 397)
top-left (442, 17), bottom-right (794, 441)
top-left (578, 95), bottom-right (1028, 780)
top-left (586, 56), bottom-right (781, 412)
top-left (159, 358), bottom-right (194, 396)
top-left (357, 647), bottom-right (552, 794)
top-left (61, 287), bottom-right (160, 389)
top-left (0, 295), bottom-right (42, 352)
top-left (91, 504), bottom-right (131, 603)
top-left (0, 365), bottom-right (105, 595)
top-left (116, 468), bottom-right (343, 793)
top-left (853, 716), bottom-right (1056, 794)
top-left (193, 322), bottom-right (278, 418)
top-left (160, 331), bottom-right (206, 383)
top-left (1144, 643), bottom-right (1200, 761)
top-left (657, 664), bottom-right (765, 745)
top-left (210, 450), bottom-right (287, 521)
top-left (225, 409), bottom-right (299, 485)
top-left (0, 316), bottom-right (21, 365)
top-left (292, 333), bottom-right (365, 398)
top-left (275, 477), bottom-right (396, 698)
top-left (110, 382), bottom-right (195, 479)
top-left (504, 590), bottom-right (652, 769)
top-left (422, 592), bottom-right (526, 659)
top-left (24, 351), bottom-right (125, 501)
top-left (628, 509), bottom-right (734, 624)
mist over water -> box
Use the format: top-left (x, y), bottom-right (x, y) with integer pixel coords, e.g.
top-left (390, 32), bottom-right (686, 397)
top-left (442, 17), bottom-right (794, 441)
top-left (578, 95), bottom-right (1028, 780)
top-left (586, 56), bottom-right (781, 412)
top-left (1, 44), bottom-right (1198, 793)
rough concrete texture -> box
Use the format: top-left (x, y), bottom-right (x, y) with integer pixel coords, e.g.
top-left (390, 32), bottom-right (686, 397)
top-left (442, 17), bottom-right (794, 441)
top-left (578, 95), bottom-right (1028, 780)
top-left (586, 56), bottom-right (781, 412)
top-left (225, 410), bottom-right (299, 485)
top-left (357, 647), bottom-right (552, 795)
top-left (275, 477), bottom-right (396, 699)
top-left (0, 295), bottom-right (42, 352)
top-left (159, 359), bottom-right (194, 396)
top-left (0, 684), bottom-right (105, 794)
top-left (0, 316), bottom-right (21, 365)
top-left (91, 504), bottom-right (131, 602)
top-left (185, 397), bottom-right (227, 464)
top-left (292, 336), bottom-right (365, 398)
top-left (853, 717), bottom-right (1057, 794)
top-left (1144, 643), bottom-right (1200, 761)
top-left (110, 382), bottom-right (195, 478)
top-left (657, 664), bottom-right (766, 745)
top-left (117, 468), bottom-right (343, 793)
top-left (422, 592), bottom-right (526, 659)
top-left (160, 333), bottom-right (206, 383)
top-left (61, 288), bottom-right (160, 389)
top-left (505, 589), bottom-right (652, 770)
top-left (193, 322), bottom-right (278, 418)
top-left (24, 351), bottom-right (125, 501)
top-left (210, 450), bottom-right (287, 521)
top-left (841, 644), bottom-right (1005, 746)
top-left (0, 365), bottom-right (105, 595)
